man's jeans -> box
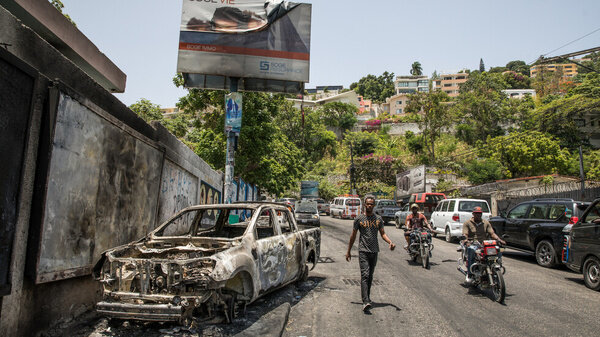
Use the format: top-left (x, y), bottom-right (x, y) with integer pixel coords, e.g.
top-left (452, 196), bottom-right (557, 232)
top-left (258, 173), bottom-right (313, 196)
top-left (359, 251), bottom-right (378, 304)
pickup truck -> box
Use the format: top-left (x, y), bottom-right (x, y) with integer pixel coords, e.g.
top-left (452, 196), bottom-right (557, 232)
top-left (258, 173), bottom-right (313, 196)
top-left (374, 199), bottom-right (401, 224)
top-left (489, 198), bottom-right (588, 268)
top-left (93, 202), bottom-right (320, 324)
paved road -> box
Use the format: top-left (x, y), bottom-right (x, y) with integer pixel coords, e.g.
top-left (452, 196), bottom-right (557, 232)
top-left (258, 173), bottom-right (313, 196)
top-left (284, 216), bottom-right (600, 337)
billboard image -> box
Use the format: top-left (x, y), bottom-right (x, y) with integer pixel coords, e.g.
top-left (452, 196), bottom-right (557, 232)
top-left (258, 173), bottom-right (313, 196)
top-left (300, 180), bottom-right (319, 199)
top-left (177, 0), bottom-right (311, 92)
top-left (225, 92), bottom-right (242, 133)
top-left (396, 165), bottom-right (426, 197)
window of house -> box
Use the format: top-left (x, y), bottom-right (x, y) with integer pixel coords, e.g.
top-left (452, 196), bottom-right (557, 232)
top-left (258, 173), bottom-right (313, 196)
top-left (396, 108), bottom-right (402, 114)
top-left (418, 80), bottom-right (428, 86)
top-left (396, 100), bottom-right (402, 105)
top-left (397, 82), bottom-right (409, 87)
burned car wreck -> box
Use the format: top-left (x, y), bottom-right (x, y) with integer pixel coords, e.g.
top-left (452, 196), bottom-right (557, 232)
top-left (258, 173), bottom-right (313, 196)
top-left (93, 202), bottom-right (320, 323)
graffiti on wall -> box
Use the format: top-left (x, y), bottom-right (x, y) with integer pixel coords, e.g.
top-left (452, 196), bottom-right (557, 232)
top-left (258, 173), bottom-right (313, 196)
top-left (157, 161), bottom-right (198, 225)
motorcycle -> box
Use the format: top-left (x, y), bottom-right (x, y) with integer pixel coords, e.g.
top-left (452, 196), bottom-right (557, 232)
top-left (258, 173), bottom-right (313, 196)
top-left (408, 228), bottom-right (434, 269)
top-left (457, 236), bottom-right (506, 303)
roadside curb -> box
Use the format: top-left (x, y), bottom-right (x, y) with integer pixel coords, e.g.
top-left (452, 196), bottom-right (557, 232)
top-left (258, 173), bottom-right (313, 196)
top-left (234, 302), bottom-right (291, 337)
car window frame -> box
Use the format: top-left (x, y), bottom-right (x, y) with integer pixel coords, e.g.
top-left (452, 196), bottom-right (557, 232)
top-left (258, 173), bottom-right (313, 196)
top-left (508, 203), bottom-right (531, 219)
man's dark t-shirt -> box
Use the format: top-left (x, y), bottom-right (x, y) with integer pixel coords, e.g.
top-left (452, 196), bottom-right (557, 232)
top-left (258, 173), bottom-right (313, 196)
top-left (353, 214), bottom-right (384, 253)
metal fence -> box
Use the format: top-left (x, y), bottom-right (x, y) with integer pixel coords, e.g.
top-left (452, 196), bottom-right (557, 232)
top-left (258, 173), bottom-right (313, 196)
top-left (496, 181), bottom-right (600, 214)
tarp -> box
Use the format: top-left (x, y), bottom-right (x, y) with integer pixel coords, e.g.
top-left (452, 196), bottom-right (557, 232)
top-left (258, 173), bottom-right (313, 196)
top-left (178, 0), bottom-right (311, 93)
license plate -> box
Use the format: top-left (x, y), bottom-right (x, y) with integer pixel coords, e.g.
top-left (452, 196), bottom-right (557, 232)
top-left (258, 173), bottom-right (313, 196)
top-left (300, 219), bottom-right (307, 223)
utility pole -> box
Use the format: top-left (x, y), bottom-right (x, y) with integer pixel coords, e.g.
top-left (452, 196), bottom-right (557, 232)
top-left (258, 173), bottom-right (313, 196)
top-left (224, 78), bottom-right (240, 204)
top-left (350, 142), bottom-right (356, 195)
top-left (579, 145), bottom-right (586, 200)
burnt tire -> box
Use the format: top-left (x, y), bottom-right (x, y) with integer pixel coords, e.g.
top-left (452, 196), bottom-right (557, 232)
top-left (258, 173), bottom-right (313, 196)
top-left (583, 256), bottom-right (600, 291)
top-left (535, 240), bottom-right (557, 268)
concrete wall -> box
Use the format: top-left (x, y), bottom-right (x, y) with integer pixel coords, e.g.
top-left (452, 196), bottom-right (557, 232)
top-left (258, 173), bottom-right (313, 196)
top-left (0, 6), bottom-right (226, 336)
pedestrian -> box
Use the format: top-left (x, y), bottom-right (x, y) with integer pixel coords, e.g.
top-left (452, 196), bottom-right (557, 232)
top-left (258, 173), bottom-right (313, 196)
top-left (345, 195), bottom-right (396, 312)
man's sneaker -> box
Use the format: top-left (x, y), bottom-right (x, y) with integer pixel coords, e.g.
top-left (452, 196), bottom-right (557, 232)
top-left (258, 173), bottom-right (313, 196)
top-left (362, 302), bottom-right (372, 312)
top-left (465, 274), bottom-right (473, 284)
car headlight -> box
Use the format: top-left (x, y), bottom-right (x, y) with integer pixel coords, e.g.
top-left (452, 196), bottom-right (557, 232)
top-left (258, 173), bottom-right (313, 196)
top-left (312, 215), bottom-right (318, 219)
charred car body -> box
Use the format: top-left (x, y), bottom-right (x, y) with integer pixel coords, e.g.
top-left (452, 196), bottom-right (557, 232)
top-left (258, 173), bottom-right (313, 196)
top-left (93, 202), bottom-right (320, 323)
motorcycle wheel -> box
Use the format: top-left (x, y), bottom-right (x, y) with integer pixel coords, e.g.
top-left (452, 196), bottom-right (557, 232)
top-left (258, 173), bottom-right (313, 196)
top-left (491, 269), bottom-right (506, 303)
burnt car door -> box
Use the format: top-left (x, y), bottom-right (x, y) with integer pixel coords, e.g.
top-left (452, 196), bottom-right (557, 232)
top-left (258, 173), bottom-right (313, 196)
top-left (278, 210), bottom-right (303, 284)
top-left (253, 207), bottom-right (287, 293)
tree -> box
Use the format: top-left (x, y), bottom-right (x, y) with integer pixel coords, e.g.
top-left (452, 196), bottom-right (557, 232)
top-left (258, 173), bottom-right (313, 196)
top-left (502, 72), bottom-right (531, 89)
top-left (344, 132), bottom-right (380, 157)
top-left (129, 98), bottom-right (164, 122)
top-left (431, 70), bottom-right (440, 80)
top-left (479, 58), bottom-right (485, 72)
top-left (505, 60), bottom-right (530, 76)
top-left (410, 62), bottom-right (423, 76)
top-left (405, 91), bottom-right (453, 162)
top-left (479, 131), bottom-right (571, 178)
top-left (453, 72), bottom-right (509, 144)
top-left (577, 51), bottom-right (600, 75)
top-left (349, 72), bottom-right (395, 103)
top-left (465, 158), bottom-right (504, 184)
top-left (319, 102), bottom-right (358, 134)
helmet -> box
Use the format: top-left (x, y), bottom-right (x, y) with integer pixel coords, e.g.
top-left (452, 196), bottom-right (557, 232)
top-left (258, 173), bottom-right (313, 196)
top-left (472, 206), bottom-right (483, 213)
top-left (410, 203), bottom-right (419, 210)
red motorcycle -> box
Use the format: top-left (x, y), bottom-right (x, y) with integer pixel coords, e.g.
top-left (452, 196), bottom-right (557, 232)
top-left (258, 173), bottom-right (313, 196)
top-left (457, 238), bottom-right (506, 303)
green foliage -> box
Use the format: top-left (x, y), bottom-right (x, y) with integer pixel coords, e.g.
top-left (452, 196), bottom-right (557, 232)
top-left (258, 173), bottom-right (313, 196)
top-left (584, 150), bottom-right (600, 180)
top-left (464, 158), bottom-right (504, 184)
top-left (453, 72), bottom-right (509, 144)
top-left (404, 131), bottom-right (424, 155)
top-left (479, 58), bottom-right (485, 72)
top-left (349, 72), bottom-right (395, 103)
top-left (489, 67), bottom-right (507, 73)
top-left (505, 60), bottom-right (530, 76)
top-left (129, 98), bottom-right (164, 123)
top-left (479, 131), bottom-right (571, 178)
top-left (344, 132), bottom-right (380, 157)
top-left (577, 51), bottom-right (600, 75)
top-left (319, 102), bottom-right (358, 133)
top-left (434, 179), bottom-right (454, 192)
top-left (405, 91), bottom-right (453, 162)
top-left (410, 62), bottom-right (423, 76)
top-left (569, 73), bottom-right (600, 98)
top-left (503, 72), bottom-right (531, 89)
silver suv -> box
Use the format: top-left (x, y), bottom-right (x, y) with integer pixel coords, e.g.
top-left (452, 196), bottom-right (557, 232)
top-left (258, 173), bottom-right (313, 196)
top-left (430, 198), bottom-right (491, 242)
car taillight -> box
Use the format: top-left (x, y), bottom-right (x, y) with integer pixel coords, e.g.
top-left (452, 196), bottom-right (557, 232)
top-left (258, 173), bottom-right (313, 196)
top-left (569, 216), bottom-right (579, 225)
top-left (485, 246), bottom-right (498, 255)
top-left (452, 214), bottom-right (459, 222)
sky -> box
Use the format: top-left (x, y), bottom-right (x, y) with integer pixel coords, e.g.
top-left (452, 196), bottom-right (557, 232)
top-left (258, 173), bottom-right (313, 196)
top-left (60, 0), bottom-right (600, 108)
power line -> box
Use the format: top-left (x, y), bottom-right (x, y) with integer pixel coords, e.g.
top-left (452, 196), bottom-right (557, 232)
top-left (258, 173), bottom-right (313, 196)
top-left (529, 26), bottom-right (600, 65)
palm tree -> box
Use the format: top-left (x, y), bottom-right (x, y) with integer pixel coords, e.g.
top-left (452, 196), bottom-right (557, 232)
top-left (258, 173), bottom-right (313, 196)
top-left (410, 62), bottom-right (423, 76)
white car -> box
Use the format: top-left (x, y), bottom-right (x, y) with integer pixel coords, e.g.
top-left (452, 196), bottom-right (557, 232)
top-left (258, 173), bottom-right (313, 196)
top-left (430, 198), bottom-right (491, 242)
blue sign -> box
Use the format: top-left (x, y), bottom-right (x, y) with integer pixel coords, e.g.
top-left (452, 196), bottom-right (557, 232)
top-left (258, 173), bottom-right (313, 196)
top-left (225, 92), bottom-right (242, 133)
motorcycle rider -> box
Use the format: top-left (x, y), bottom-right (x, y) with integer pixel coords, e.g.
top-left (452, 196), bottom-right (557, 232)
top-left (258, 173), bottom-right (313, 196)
top-left (461, 206), bottom-right (506, 283)
top-left (404, 204), bottom-right (433, 251)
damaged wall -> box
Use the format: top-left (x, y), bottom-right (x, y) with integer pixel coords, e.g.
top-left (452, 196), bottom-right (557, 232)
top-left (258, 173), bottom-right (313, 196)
top-left (0, 5), bottom-right (225, 336)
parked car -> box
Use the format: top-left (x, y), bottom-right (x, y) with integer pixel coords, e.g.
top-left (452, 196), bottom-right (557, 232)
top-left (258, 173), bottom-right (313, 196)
top-left (565, 198), bottom-right (600, 291)
top-left (408, 193), bottom-right (446, 219)
top-left (93, 202), bottom-right (320, 323)
top-left (489, 198), bottom-right (589, 268)
top-left (430, 199), bottom-right (491, 242)
top-left (373, 199), bottom-right (401, 224)
top-left (310, 198), bottom-right (330, 215)
top-left (394, 204), bottom-right (411, 229)
top-left (330, 196), bottom-right (362, 219)
top-left (276, 197), bottom-right (297, 210)
top-left (295, 200), bottom-right (320, 226)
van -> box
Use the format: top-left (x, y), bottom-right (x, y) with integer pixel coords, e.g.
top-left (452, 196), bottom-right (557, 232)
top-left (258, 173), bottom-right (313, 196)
top-left (430, 198), bottom-right (491, 242)
top-left (409, 193), bottom-right (446, 219)
top-left (330, 196), bottom-right (362, 219)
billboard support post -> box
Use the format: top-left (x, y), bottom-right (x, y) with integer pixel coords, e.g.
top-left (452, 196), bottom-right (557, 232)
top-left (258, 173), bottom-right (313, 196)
top-left (224, 78), bottom-right (240, 204)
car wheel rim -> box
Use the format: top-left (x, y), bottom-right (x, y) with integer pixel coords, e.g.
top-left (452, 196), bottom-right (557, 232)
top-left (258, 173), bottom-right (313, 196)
top-left (538, 244), bottom-right (552, 264)
top-left (589, 263), bottom-right (600, 283)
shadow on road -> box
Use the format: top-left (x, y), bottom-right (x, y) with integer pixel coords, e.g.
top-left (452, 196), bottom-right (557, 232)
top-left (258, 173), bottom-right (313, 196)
top-left (564, 276), bottom-right (585, 286)
top-left (350, 301), bottom-right (402, 312)
top-left (460, 282), bottom-right (515, 304)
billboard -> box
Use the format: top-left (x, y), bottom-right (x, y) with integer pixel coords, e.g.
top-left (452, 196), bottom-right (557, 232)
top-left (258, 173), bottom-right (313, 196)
top-left (177, 0), bottom-right (311, 93)
top-left (396, 165), bottom-right (426, 197)
top-left (300, 180), bottom-right (319, 199)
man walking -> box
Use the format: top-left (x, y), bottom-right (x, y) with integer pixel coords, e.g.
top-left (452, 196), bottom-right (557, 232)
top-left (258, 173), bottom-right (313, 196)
top-left (346, 195), bottom-right (396, 312)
